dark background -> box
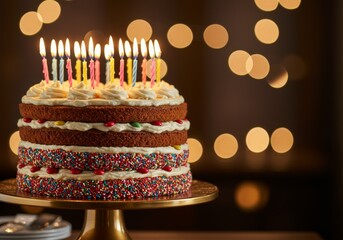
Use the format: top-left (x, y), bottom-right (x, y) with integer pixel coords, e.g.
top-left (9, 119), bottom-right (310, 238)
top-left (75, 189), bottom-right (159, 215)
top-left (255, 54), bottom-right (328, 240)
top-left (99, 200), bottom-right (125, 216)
top-left (0, 0), bottom-right (342, 239)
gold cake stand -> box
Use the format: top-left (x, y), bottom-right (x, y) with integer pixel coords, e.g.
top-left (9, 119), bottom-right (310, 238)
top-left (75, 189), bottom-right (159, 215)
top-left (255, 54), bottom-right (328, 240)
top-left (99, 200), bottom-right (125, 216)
top-left (0, 179), bottom-right (218, 240)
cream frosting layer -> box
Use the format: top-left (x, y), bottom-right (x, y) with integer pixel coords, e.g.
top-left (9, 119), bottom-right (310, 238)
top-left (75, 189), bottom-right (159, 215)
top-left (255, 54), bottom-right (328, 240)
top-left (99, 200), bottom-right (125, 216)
top-left (19, 141), bottom-right (188, 154)
top-left (17, 164), bottom-right (190, 181)
top-left (18, 119), bottom-right (190, 133)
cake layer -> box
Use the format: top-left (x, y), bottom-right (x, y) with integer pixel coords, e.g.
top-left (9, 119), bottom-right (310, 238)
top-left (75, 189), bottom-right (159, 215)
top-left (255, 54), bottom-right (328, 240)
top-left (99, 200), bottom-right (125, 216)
top-left (19, 103), bottom-right (187, 123)
top-left (16, 169), bottom-right (192, 199)
top-left (18, 141), bottom-right (189, 171)
top-left (19, 127), bottom-right (188, 147)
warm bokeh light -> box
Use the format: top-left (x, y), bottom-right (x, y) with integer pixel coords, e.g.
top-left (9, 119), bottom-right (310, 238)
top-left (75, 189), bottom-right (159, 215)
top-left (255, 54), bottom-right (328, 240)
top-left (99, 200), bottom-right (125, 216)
top-left (146, 59), bottom-right (168, 79)
top-left (228, 50), bottom-right (253, 76)
top-left (282, 54), bottom-right (306, 80)
top-left (127, 19), bottom-right (153, 42)
top-left (267, 64), bottom-right (288, 88)
top-left (9, 131), bottom-right (20, 155)
top-left (279, 0), bottom-right (301, 10)
top-left (271, 127), bottom-right (294, 153)
top-left (214, 133), bottom-right (238, 159)
top-left (254, 0), bottom-right (278, 11)
top-left (246, 127), bottom-right (269, 153)
top-left (167, 24), bottom-right (193, 48)
top-left (187, 138), bottom-right (203, 163)
top-left (37, 0), bottom-right (61, 24)
top-left (21, 205), bottom-right (45, 214)
top-left (235, 182), bottom-right (269, 211)
top-left (254, 19), bottom-right (279, 44)
top-left (203, 24), bottom-right (229, 49)
top-left (248, 54), bottom-right (270, 80)
top-left (84, 30), bottom-right (106, 47)
top-left (19, 11), bottom-right (43, 36)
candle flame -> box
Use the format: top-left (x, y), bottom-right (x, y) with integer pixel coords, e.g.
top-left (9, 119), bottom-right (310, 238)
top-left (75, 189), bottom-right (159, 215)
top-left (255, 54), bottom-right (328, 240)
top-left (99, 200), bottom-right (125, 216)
top-left (81, 41), bottom-right (87, 60)
top-left (118, 39), bottom-right (124, 58)
top-left (104, 44), bottom-right (110, 60)
top-left (148, 40), bottom-right (155, 58)
top-left (95, 44), bottom-right (101, 59)
top-left (74, 41), bottom-right (81, 59)
top-left (65, 39), bottom-right (70, 58)
top-left (124, 40), bottom-right (132, 58)
top-left (109, 36), bottom-right (114, 56)
top-left (88, 37), bottom-right (94, 58)
top-left (154, 40), bottom-right (161, 58)
top-left (58, 40), bottom-right (64, 58)
top-left (39, 37), bottom-right (46, 57)
top-left (133, 38), bottom-right (138, 58)
top-left (51, 39), bottom-right (57, 57)
top-left (140, 39), bottom-right (147, 58)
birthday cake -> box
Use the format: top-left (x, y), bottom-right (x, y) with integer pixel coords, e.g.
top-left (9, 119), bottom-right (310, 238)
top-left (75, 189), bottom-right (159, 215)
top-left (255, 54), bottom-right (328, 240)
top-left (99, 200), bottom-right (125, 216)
top-left (16, 38), bottom-right (192, 199)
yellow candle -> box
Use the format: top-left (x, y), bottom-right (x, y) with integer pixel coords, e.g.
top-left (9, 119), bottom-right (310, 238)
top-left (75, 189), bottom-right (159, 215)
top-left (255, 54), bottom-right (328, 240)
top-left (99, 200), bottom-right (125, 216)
top-left (109, 36), bottom-right (115, 83)
top-left (81, 41), bottom-right (88, 85)
top-left (154, 40), bottom-right (161, 83)
top-left (125, 41), bottom-right (132, 87)
top-left (74, 41), bottom-right (81, 83)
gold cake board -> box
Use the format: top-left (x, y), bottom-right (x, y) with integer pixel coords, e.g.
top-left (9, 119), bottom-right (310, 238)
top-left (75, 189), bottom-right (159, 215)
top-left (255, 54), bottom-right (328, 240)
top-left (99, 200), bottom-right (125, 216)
top-left (0, 179), bottom-right (218, 240)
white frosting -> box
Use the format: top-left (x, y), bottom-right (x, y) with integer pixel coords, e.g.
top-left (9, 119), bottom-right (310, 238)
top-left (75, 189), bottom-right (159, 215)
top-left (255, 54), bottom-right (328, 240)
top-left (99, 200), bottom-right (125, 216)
top-left (18, 119), bottom-right (190, 133)
top-left (17, 164), bottom-right (190, 181)
top-left (19, 140), bottom-right (188, 154)
top-left (22, 80), bottom-right (184, 107)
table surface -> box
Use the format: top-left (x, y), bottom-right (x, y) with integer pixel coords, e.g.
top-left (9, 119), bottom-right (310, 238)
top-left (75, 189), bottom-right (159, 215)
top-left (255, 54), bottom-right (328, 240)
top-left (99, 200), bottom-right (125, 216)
top-left (67, 231), bottom-right (323, 240)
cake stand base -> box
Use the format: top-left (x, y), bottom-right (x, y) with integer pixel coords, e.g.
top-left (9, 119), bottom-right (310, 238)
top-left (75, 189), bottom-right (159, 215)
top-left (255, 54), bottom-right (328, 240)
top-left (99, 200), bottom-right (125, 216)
top-left (0, 179), bottom-right (218, 240)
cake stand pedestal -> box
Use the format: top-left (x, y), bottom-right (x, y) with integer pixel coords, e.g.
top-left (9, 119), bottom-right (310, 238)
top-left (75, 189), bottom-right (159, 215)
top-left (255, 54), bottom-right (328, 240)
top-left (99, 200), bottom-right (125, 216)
top-left (0, 179), bottom-right (218, 240)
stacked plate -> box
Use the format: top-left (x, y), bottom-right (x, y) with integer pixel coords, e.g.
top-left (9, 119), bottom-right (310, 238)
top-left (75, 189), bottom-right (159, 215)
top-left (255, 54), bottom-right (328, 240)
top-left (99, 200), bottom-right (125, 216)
top-left (0, 216), bottom-right (72, 240)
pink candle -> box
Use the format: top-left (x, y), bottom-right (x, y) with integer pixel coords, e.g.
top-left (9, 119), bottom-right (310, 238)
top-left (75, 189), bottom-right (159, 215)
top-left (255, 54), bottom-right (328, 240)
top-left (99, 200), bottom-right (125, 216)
top-left (119, 39), bottom-right (124, 87)
top-left (94, 44), bottom-right (101, 86)
top-left (39, 38), bottom-right (50, 83)
top-left (65, 39), bottom-right (73, 87)
top-left (140, 39), bottom-right (147, 85)
top-left (88, 37), bottom-right (95, 88)
top-left (148, 40), bottom-right (156, 87)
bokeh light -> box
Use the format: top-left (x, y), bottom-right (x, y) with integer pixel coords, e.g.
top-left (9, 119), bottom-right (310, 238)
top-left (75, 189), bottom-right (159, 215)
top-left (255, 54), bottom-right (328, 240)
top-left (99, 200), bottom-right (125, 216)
top-left (37, 0), bottom-right (61, 24)
top-left (279, 0), bottom-right (301, 10)
top-left (147, 59), bottom-right (168, 79)
top-left (203, 24), bottom-right (229, 49)
top-left (187, 138), bottom-right (203, 163)
top-left (246, 127), bottom-right (269, 153)
top-left (167, 24), bottom-right (193, 49)
top-left (267, 64), bottom-right (288, 88)
top-left (19, 11), bottom-right (43, 36)
top-left (248, 54), bottom-right (270, 80)
top-left (254, 0), bottom-right (278, 11)
top-left (84, 30), bottom-right (107, 46)
top-left (9, 131), bottom-right (20, 155)
top-left (214, 133), bottom-right (238, 159)
top-left (228, 50), bottom-right (253, 76)
top-left (271, 127), bottom-right (294, 153)
top-left (127, 19), bottom-right (153, 42)
top-left (282, 54), bottom-right (306, 80)
top-left (254, 19), bottom-right (279, 44)
top-left (235, 181), bottom-right (269, 211)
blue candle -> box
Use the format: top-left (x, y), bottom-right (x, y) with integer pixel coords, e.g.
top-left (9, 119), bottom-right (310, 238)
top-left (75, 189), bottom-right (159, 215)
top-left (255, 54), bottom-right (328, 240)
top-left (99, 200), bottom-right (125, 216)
top-left (51, 39), bottom-right (58, 81)
top-left (58, 40), bottom-right (64, 83)
top-left (132, 38), bottom-right (138, 87)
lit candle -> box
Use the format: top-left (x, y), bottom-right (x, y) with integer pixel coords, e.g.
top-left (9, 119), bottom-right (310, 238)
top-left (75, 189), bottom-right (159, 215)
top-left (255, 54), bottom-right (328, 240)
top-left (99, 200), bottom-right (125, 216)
top-left (109, 36), bottom-right (115, 83)
top-left (154, 40), bottom-right (161, 84)
top-left (51, 39), bottom-right (57, 81)
top-left (65, 39), bottom-right (73, 87)
top-left (125, 40), bottom-right (132, 87)
top-left (104, 44), bottom-right (110, 83)
top-left (58, 40), bottom-right (64, 83)
top-left (132, 38), bottom-right (138, 87)
top-left (81, 41), bottom-right (88, 85)
top-left (119, 39), bottom-right (124, 87)
top-left (88, 37), bottom-right (95, 88)
top-left (140, 39), bottom-right (147, 85)
top-left (95, 43), bottom-right (101, 87)
top-left (39, 38), bottom-right (50, 83)
top-left (74, 41), bottom-right (81, 83)
top-left (148, 40), bottom-right (156, 87)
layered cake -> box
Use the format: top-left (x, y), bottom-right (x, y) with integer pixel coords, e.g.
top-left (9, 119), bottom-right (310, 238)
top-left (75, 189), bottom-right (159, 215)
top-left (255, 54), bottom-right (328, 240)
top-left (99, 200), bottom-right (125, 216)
top-left (16, 79), bottom-right (192, 199)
